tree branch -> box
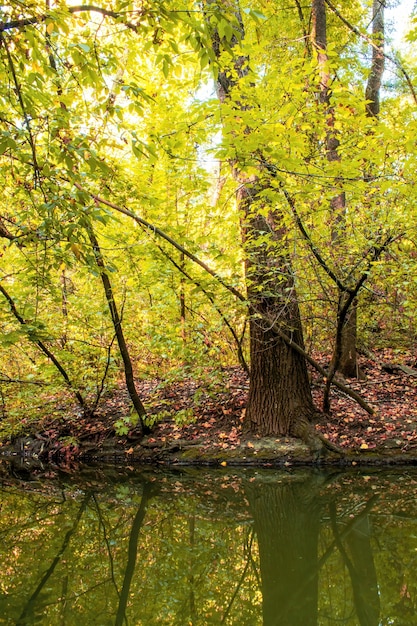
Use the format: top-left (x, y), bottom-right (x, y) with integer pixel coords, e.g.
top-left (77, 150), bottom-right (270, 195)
top-left (0, 5), bottom-right (143, 33)
top-left (0, 32), bottom-right (40, 186)
top-left (281, 184), bottom-right (350, 293)
top-left (0, 282), bottom-right (85, 407)
top-left (74, 182), bottom-right (374, 414)
top-left (324, 0), bottom-right (417, 105)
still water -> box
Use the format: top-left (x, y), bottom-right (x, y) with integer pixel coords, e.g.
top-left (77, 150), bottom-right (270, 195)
top-left (0, 462), bottom-right (416, 625)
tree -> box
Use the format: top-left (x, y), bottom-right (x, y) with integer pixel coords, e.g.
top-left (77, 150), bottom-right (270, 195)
top-left (0, 0), bottom-right (416, 447)
top-left (207, 0), bottom-right (321, 446)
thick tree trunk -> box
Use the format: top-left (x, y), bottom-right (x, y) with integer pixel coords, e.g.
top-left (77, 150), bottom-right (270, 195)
top-left (246, 317), bottom-right (315, 437)
top-left (209, 1), bottom-right (318, 442)
top-left (243, 210), bottom-right (316, 438)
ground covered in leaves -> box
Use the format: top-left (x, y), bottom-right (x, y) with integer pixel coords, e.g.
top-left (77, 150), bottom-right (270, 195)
top-left (3, 349), bottom-right (417, 467)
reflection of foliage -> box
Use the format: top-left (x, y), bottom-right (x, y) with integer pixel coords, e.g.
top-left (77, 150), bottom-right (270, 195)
top-left (0, 469), bottom-right (417, 624)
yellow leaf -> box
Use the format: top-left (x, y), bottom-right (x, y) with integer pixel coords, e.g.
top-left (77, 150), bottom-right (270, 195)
top-left (360, 442), bottom-right (369, 449)
top-left (71, 243), bottom-right (81, 259)
top-left (220, 461), bottom-right (227, 466)
top-left (46, 22), bottom-right (55, 34)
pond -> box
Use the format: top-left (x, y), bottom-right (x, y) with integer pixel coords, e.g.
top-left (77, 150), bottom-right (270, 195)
top-left (0, 462), bottom-right (416, 625)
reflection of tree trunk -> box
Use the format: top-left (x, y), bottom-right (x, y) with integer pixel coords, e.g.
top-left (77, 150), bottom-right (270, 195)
top-left (16, 493), bottom-right (91, 625)
top-left (330, 503), bottom-right (380, 626)
top-left (222, 529), bottom-right (256, 623)
top-left (245, 477), bottom-right (323, 626)
top-left (188, 513), bottom-right (197, 625)
top-left (115, 482), bottom-right (154, 626)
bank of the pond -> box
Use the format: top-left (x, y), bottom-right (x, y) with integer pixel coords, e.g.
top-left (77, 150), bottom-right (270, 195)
top-left (1, 354), bottom-right (417, 468)
top-left (3, 431), bottom-right (417, 469)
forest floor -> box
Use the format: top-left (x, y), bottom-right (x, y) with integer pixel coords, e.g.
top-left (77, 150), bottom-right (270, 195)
top-left (3, 348), bottom-right (417, 470)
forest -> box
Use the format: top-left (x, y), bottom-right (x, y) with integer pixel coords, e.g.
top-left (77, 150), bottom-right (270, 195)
top-left (1, 0), bottom-right (417, 462)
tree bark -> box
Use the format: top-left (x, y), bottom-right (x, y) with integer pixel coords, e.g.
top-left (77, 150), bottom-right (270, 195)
top-left (241, 201), bottom-right (316, 439)
top-left (365, 0), bottom-right (385, 118)
top-left (209, 0), bottom-right (318, 442)
top-left (311, 0), bottom-right (362, 379)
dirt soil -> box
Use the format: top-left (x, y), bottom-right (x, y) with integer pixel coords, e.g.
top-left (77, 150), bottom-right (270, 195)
top-left (3, 349), bottom-right (417, 469)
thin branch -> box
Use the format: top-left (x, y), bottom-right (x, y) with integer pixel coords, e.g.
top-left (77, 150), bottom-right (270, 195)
top-left (0, 32), bottom-right (40, 186)
top-left (323, 234), bottom-right (396, 411)
top-left (324, 0), bottom-right (417, 105)
top-left (0, 282), bottom-right (85, 407)
top-left (154, 238), bottom-right (250, 375)
top-left (74, 182), bottom-right (246, 303)
top-left (0, 377), bottom-right (48, 385)
top-left (75, 182), bottom-right (374, 414)
top-left (281, 184), bottom-right (349, 293)
top-left (0, 5), bottom-right (143, 33)
top-left (91, 333), bottom-right (117, 413)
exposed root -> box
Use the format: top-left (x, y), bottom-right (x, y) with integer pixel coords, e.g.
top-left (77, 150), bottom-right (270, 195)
top-left (291, 416), bottom-right (344, 458)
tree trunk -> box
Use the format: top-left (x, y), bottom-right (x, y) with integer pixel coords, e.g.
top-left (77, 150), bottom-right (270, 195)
top-left (337, 0), bottom-right (384, 378)
top-left (87, 224), bottom-right (149, 435)
top-left (242, 205), bottom-right (316, 438)
top-left (210, 0), bottom-right (318, 443)
top-left (312, 0), bottom-right (361, 379)
top-left (338, 298), bottom-right (361, 378)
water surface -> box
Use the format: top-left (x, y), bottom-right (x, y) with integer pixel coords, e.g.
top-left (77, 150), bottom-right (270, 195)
top-left (0, 462), bottom-right (416, 625)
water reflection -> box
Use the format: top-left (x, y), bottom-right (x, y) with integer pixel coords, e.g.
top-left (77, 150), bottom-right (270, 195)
top-left (0, 464), bottom-right (417, 624)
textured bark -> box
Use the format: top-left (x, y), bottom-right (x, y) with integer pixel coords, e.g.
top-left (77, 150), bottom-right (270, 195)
top-left (243, 211), bottom-right (316, 437)
top-left (339, 300), bottom-right (363, 378)
top-left (246, 316), bottom-right (316, 436)
top-left (209, 0), bottom-right (317, 440)
top-left (365, 0), bottom-right (385, 118)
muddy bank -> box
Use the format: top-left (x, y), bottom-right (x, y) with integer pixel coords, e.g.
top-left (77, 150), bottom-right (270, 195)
top-left (3, 432), bottom-right (417, 469)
